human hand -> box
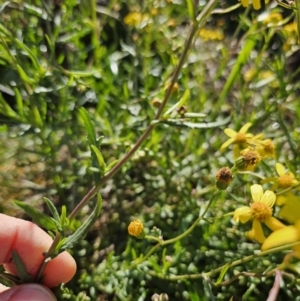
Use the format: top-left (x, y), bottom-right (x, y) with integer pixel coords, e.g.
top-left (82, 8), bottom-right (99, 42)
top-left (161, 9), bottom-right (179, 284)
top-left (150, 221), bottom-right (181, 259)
top-left (0, 214), bottom-right (77, 301)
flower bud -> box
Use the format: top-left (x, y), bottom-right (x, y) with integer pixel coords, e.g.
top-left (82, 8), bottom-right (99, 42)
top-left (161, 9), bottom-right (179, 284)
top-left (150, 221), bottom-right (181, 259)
top-left (151, 293), bottom-right (160, 301)
top-left (128, 219), bottom-right (146, 239)
top-left (215, 167), bottom-right (233, 190)
top-left (165, 82), bottom-right (179, 94)
top-left (151, 98), bottom-right (162, 108)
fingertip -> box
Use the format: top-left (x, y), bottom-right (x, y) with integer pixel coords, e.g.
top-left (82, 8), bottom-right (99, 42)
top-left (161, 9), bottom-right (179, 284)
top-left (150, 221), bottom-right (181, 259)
top-left (0, 284), bottom-right (56, 301)
top-left (43, 251), bottom-right (77, 287)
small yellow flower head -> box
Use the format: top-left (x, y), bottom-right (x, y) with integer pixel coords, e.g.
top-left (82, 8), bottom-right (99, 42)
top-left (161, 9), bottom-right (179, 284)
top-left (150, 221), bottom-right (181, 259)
top-left (221, 123), bottom-right (252, 149)
top-left (199, 28), bottom-right (224, 41)
top-left (165, 82), bottom-right (179, 94)
top-left (276, 163), bottom-right (296, 188)
top-left (261, 163), bottom-right (299, 193)
top-left (239, 0), bottom-right (269, 10)
top-left (215, 167), bottom-right (233, 190)
top-left (151, 98), bottom-right (162, 108)
top-left (128, 220), bottom-right (145, 239)
top-left (234, 184), bottom-right (285, 243)
top-left (256, 139), bottom-right (276, 159)
top-left (235, 147), bottom-right (261, 171)
top-left (261, 12), bottom-right (283, 25)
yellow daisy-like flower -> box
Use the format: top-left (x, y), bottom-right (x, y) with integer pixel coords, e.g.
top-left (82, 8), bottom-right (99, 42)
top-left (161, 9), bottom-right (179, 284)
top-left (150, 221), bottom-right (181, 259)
top-left (262, 163), bottom-right (298, 195)
top-left (237, 147), bottom-right (262, 171)
top-left (239, 0), bottom-right (269, 10)
top-left (234, 184), bottom-right (285, 243)
top-left (256, 139), bottom-right (276, 159)
top-left (220, 123), bottom-right (263, 158)
top-left (128, 219), bottom-right (145, 238)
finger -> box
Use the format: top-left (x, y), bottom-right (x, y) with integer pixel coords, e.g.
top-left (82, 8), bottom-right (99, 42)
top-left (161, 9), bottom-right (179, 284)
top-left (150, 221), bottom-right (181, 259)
top-left (0, 284), bottom-right (56, 301)
top-left (0, 214), bottom-right (76, 288)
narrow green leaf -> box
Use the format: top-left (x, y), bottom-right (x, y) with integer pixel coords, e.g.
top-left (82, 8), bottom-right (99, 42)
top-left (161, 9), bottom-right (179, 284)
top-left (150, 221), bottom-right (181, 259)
top-left (13, 200), bottom-right (57, 231)
top-left (63, 69), bottom-right (100, 78)
top-left (12, 251), bottom-right (33, 283)
top-left (79, 107), bottom-right (97, 146)
top-left (60, 193), bottom-right (102, 251)
top-left (186, 0), bottom-right (196, 20)
top-left (31, 104), bottom-right (43, 128)
top-left (43, 197), bottom-right (60, 222)
top-left (14, 38), bottom-right (39, 70)
top-left (164, 89), bottom-right (190, 116)
top-left (0, 271), bottom-right (22, 285)
top-left (91, 144), bottom-right (106, 176)
top-left (159, 115), bottom-right (231, 129)
top-left (0, 94), bottom-right (20, 119)
top-left (60, 205), bottom-right (69, 228)
top-left (16, 64), bottom-right (35, 84)
top-left (184, 112), bottom-right (206, 118)
top-left (216, 263), bottom-right (230, 284)
top-left (105, 159), bottom-right (119, 174)
top-left (13, 88), bottom-right (24, 119)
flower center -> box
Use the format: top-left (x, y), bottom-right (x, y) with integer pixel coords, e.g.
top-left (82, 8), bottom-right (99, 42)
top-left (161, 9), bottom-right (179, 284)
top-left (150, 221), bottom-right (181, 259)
top-left (278, 174), bottom-right (294, 188)
top-left (250, 202), bottom-right (272, 222)
top-left (234, 133), bottom-right (247, 144)
top-left (263, 140), bottom-right (275, 154)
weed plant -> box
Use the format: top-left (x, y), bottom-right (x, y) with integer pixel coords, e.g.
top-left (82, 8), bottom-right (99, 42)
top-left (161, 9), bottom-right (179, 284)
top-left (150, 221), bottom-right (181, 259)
top-left (1, 0), bottom-right (300, 300)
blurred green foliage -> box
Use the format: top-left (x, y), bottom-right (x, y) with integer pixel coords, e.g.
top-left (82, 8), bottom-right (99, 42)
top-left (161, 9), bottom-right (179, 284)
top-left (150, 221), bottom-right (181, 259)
top-left (1, 0), bottom-right (300, 300)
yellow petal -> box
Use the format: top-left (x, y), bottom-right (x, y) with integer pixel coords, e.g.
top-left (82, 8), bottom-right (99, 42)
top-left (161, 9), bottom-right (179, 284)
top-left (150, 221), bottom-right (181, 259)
top-left (261, 225), bottom-right (300, 251)
top-left (276, 194), bottom-right (288, 206)
top-left (264, 217), bottom-right (286, 231)
top-left (220, 138), bottom-right (235, 150)
top-left (276, 163), bottom-right (285, 176)
top-left (234, 206), bottom-right (252, 223)
top-left (239, 123), bottom-right (252, 134)
top-left (224, 128), bottom-right (237, 138)
top-left (240, 0), bottom-right (249, 7)
top-left (252, 219), bottom-right (266, 243)
top-left (252, 0), bottom-right (261, 9)
top-left (278, 196), bottom-right (300, 224)
top-left (251, 184), bottom-right (263, 203)
top-left (261, 190), bottom-right (275, 208)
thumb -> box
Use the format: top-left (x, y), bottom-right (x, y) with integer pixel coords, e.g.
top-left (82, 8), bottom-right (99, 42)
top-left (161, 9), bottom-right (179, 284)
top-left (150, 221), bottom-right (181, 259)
top-left (0, 284), bottom-right (56, 301)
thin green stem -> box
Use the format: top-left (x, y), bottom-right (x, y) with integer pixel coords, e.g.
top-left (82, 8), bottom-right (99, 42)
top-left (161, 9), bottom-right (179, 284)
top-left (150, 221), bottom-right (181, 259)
top-left (148, 241), bottom-right (300, 282)
top-left (131, 191), bottom-right (221, 267)
top-left (37, 7), bottom-right (205, 281)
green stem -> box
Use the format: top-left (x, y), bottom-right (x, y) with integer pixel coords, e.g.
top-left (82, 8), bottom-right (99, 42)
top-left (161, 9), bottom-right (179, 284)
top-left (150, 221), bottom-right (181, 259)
top-left (131, 191), bottom-right (221, 267)
top-left (37, 0), bottom-right (219, 282)
top-left (148, 241), bottom-right (300, 282)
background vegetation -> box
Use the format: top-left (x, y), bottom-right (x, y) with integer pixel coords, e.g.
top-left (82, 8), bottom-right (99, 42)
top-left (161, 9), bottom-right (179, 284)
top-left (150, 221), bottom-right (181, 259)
top-left (1, 0), bottom-right (300, 300)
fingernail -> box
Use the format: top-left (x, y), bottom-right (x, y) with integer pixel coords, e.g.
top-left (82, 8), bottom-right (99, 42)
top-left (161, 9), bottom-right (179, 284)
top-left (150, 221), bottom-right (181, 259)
top-left (0, 284), bottom-right (56, 301)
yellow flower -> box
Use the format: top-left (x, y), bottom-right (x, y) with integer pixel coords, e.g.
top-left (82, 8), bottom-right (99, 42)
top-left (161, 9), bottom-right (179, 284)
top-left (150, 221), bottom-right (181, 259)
top-left (234, 184), bottom-right (285, 243)
top-left (262, 220), bottom-right (300, 256)
top-left (124, 12), bottom-right (149, 27)
top-left (278, 193), bottom-right (300, 223)
top-left (261, 12), bottom-right (282, 25)
top-left (220, 123), bottom-right (263, 158)
top-left (239, 0), bottom-right (269, 10)
top-left (262, 163), bottom-right (298, 193)
top-left (256, 139), bottom-right (276, 159)
top-left (128, 219), bottom-right (145, 238)
top-left (199, 28), bottom-right (224, 41)
top-left (238, 147), bottom-right (261, 171)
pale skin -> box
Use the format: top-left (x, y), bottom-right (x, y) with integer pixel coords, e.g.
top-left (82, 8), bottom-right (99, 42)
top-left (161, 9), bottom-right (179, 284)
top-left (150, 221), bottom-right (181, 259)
top-left (0, 214), bottom-right (77, 301)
